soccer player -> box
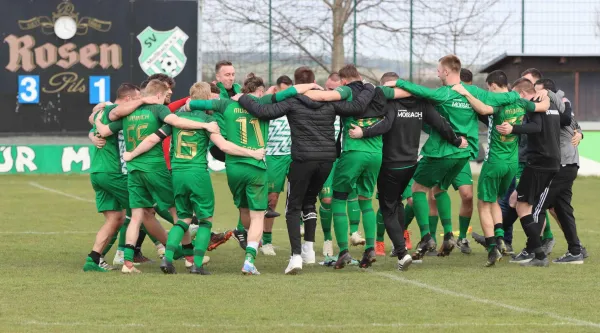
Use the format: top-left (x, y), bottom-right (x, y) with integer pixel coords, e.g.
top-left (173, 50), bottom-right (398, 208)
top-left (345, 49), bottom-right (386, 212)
top-left (83, 83), bottom-right (140, 272)
top-left (350, 71), bottom-right (467, 270)
top-left (497, 78), bottom-right (561, 267)
top-left (97, 79), bottom-right (219, 273)
top-left (122, 82), bottom-right (265, 274)
top-left (383, 55), bottom-right (521, 259)
top-left (260, 75), bottom-right (294, 256)
top-left (187, 74), bottom-right (313, 275)
top-left (237, 67), bottom-right (376, 274)
top-left (304, 64), bottom-right (409, 269)
top-left (452, 71), bottom-right (549, 267)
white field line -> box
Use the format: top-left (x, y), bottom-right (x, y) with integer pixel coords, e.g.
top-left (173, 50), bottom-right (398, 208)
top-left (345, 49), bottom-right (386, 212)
top-left (28, 182), bottom-right (94, 203)
top-left (16, 320), bottom-right (598, 329)
top-left (374, 272), bottom-right (600, 329)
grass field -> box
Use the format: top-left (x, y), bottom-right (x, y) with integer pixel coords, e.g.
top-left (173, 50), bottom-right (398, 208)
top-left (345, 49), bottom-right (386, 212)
top-left (1, 174), bottom-right (600, 333)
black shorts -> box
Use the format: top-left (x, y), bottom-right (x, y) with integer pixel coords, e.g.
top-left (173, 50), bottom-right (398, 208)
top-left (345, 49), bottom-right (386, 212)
top-left (516, 167), bottom-right (556, 220)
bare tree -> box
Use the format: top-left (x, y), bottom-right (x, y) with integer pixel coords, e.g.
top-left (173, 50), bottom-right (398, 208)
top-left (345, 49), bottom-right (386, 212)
top-left (205, 0), bottom-right (508, 76)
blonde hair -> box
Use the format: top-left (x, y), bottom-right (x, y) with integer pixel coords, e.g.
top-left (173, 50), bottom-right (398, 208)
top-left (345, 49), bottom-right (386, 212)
top-left (439, 55), bottom-right (461, 73)
top-left (142, 79), bottom-right (169, 96)
top-left (189, 82), bottom-right (212, 100)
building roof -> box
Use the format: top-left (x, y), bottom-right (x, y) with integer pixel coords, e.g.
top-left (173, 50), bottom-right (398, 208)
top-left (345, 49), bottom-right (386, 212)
top-left (479, 53), bottom-right (600, 73)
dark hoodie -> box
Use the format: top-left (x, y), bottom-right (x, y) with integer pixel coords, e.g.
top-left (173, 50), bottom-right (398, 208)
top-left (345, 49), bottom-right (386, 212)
top-left (238, 85), bottom-right (375, 162)
top-left (361, 97), bottom-right (462, 168)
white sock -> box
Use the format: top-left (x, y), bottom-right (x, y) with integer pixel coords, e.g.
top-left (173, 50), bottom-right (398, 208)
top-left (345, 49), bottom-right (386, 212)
top-left (247, 241), bottom-right (259, 251)
top-left (303, 241), bottom-right (314, 251)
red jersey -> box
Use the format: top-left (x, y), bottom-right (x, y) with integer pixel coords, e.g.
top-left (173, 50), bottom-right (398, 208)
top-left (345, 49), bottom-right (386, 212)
top-left (163, 96), bottom-right (189, 170)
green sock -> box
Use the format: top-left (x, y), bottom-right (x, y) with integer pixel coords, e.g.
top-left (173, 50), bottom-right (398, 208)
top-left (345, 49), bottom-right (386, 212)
top-left (404, 203), bottom-right (414, 229)
top-left (103, 233), bottom-right (118, 256)
top-left (182, 243), bottom-right (194, 257)
top-left (332, 198), bottom-right (349, 252)
top-left (411, 192), bottom-right (430, 238)
top-left (165, 221), bottom-right (189, 262)
top-left (359, 200), bottom-right (376, 250)
top-left (458, 215), bottom-right (471, 240)
top-left (194, 221), bottom-right (212, 267)
top-left (124, 245), bottom-right (135, 262)
top-left (429, 215), bottom-right (439, 243)
top-left (117, 216), bottom-right (130, 251)
top-left (245, 246), bottom-right (257, 265)
top-left (155, 208), bottom-right (174, 224)
top-left (262, 232), bottom-right (272, 245)
top-left (236, 216), bottom-right (245, 233)
top-left (494, 223), bottom-right (504, 238)
top-left (320, 202), bottom-right (333, 241)
top-left (173, 244), bottom-right (184, 260)
top-left (376, 209), bottom-right (385, 242)
top-left (542, 212), bottom-right (553, 240)
top-left (434, 191), bottom-right (453, 234)
top-left (348, 194), bottom-right (361, 234)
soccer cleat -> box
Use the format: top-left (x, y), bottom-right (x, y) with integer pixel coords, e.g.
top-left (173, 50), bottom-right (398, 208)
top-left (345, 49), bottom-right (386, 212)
top-left (301, 245), bottom-right (316, 264)
top-left (412, 236), bottom-right (436, 260)
top-left (188, 224), bottom-right (199, 240)
top-left (160, 258), bottom-right (177, 274)
top-left (334, 250), bottom-right (353, 269)
top-left (242, 260), bottom-right (261, 275)
top-left (457, 238), bottom-right (472, 254)
top-left (505, 243), bottom-right (514, 255)
top-left (375, 241), bottom-right (386, 256)
top-left (541, 238), bottom-right (556, 255)
top-left (260, 243), bottom-right (277, 256)
top-left (520, 257), bottom-right (549, 267)
top-left (208, 230), bottom-right (233, 251)
top-left (437, 232), bottom-right (456, 257)
top-left (350, 231), bottom-right (366, 246)
top-left (471, 232), bottom-right (486, 249)
top-left (265, 207), bottom-right (281, 218)
top-left (99, 257), bottom-right (116, 271)
top-left (121, 263), bottom-right (141, 274)
top-left (190, 264), bottom-right (211, 275)
top-left (323, 240), bottom-right (334, 257)
top-left (581, 246), bottom-right (589, 259)
top-left (404, 230), bottom-right (413, 250)
top-left (155, 243), bottom-right (166, 259)
top-left (425, 248), bottom-right (438, 256)
top-left (496, 237), bottom-right (507, 255)
top-left (485, 247), bottom-right (502, 267)
top-left (133, 252), bottom-right (153, 264)
top-left (83, 257), bottom-right (109, 272)
top-left (509, 249), bottom-right (534, 263)
top-left (397, 254), bottom-right (413, 271)
top-left (232, 229), bottom-right (248, 250)
top-left (359, 248), bottom-right (377, 269)
top-left (285, 255), bottom-right (303, 275)
top-left (552, 252), bottom-right (584, 264)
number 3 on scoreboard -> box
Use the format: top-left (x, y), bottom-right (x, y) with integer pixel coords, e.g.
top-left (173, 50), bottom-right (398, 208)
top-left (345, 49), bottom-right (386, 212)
top-left (89, 76), bottom-right (111, 104)
top-left (18, 75), bottom-right (40, 104)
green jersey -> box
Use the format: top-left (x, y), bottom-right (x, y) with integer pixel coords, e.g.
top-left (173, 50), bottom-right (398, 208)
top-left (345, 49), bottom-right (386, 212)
top-left (486, 99), bottom-right (535, 163)
top-left (90, 104), bottom-right (124, 174)
top-left (160, 110), bottom-right (214, 171)
top-left (189, 98), bottom-right (268, 169)
top-left (336, 85), bottom-right (384, 153)
top-left (217, 82), bottom-right (242, 100)
top-left (395, 80), bottom-right (520, 159)
top-left (120, 104), bottom-right (172, 172)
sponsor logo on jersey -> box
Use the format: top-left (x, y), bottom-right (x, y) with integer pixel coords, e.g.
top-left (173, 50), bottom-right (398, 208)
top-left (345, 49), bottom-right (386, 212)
top-left (137, 26), bottom-right (188, 77)
top-left (451, 100), bottom-right (471, 109)
top-left (546, 109), bottom-right (559, 115)
top-left (396, 109), bottom-right (422, 119)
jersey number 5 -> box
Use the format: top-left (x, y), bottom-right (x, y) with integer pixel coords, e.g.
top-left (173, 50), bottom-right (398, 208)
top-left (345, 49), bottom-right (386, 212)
top-left (126, 124), bottom-right (149, 149)
top-left (236, 117), bottom-right (265, 147)
top-left (175, 130), bottom-right (197, 159)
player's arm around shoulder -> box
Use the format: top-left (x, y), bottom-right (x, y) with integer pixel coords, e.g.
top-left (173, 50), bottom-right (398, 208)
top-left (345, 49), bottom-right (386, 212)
top-left (452, 84), bottom-right (494, 115)
top-left (209, 133), bottom-right (265, 161)
top-left (161, 104), bottom-right (219, 133)
top-left (123, 126), bottom-right (170, 162)
top-left (304, 85), bottom-right (349, 102)
top-left (237, 94), bottom-right (291, 120)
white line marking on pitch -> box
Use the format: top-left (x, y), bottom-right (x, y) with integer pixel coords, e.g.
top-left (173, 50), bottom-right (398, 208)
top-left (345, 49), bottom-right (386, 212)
top-left (0, 231), bottom-right (96, 235)
top-left (374, 272), bottom-right (600, 329)
top-left (28, 182), bottom-right (94, 203)
top-left (17, 320), bottom-right (596, 329)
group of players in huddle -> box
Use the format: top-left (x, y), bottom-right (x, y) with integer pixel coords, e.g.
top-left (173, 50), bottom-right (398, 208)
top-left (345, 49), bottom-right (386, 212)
top-left (82, 54), bottom-right (586, 276)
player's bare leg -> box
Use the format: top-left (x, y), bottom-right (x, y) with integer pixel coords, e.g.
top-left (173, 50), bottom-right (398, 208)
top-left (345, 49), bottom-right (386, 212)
top-left (456, 185), bottom-right (474, 254)
top-left (261, 193), bottom-right (278, 255)
top-left (122, 208), bottom-right (148, 273)
top-left (242, 210), bottom-right (264, 275)
top-left (83, 210), bottom-right (124, 272)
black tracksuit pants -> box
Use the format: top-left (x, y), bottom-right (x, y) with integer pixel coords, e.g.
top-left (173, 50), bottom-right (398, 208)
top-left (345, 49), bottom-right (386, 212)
top-left (377, 165), bottom-right (417, 257)
top-left (546, 164), bottom-right (581, 255)
top-left (285, 160), bottom-right (334, 255)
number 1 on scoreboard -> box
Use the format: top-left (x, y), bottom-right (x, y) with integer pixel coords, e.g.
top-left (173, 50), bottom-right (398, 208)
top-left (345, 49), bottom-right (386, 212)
top-left (89, 76), bottom-right (111, 104)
